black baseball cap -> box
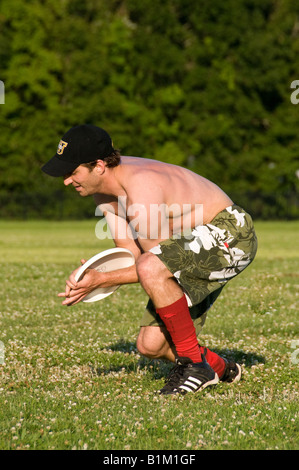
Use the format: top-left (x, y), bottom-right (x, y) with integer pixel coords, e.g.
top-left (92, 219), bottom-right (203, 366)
top-left (41, 124), bottom-right (114, 177)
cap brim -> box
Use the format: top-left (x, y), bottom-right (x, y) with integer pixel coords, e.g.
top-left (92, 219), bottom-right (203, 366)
top-left (41, 155), bottom-right (79, 177)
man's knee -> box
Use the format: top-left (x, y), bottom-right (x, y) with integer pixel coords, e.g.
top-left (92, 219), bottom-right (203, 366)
top-left (136, 326), bottom-right (170, 359)
top-left (136, 252), bottom-right (169, 286)
top-left (136, 252), bottom-right (155, 281)
top-left (136, 327), bottom-right (160, 358)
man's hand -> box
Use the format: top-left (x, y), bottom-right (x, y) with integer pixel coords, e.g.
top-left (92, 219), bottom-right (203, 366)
top-left (58, 259), bottom-right (103, 306)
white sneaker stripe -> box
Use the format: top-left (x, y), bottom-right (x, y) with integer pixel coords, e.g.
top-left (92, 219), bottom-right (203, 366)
top-left (179, 376), bottom-right (203, 393)
top-left (179, 385), bottom-right (194, 393)
top-left (187, 376), bottom-right (202, 386)
top-left (184, 380), bottom-right (198, 389)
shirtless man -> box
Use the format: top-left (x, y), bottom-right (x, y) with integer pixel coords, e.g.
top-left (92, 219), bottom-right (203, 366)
top-left (42, 124), bottom-right (258, 395)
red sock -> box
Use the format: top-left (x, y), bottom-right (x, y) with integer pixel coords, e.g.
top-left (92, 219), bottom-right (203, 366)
top-left (156, 296), bottom-right (202, 363)
top-left (199, 345), bottom-right (226, 378)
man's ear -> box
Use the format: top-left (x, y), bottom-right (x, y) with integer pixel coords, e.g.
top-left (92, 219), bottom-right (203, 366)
top-left (95, 159), bottom-right (106, 174)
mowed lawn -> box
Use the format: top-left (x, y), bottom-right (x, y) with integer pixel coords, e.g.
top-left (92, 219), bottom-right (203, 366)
top-left (0, 219), bottom-right (298, 450)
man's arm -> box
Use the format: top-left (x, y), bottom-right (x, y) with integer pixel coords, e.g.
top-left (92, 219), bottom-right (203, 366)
top-left (58, 203), bottom-right (142, 306)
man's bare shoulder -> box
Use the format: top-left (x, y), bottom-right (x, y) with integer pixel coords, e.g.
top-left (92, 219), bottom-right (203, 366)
top-left (119, 156), bottom-right (160, 171)
top-left (118, 156), bottom-right (173, 184)
top-left (118, 157), bottom-right (173, 202)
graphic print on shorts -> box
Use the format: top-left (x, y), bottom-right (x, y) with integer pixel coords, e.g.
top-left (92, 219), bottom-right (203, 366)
top-left (149, 205), bottom-right (258, 307)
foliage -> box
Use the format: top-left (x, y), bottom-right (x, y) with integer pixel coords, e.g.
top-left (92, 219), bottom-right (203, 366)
top-left (0, 0), bottom-right (298, 219)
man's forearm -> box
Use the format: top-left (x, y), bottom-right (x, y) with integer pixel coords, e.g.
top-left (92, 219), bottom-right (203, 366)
top-left (95, 264), bottom-right (139, 287)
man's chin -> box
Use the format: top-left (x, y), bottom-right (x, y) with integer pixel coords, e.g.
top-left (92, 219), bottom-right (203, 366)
top-left (74, 187), bottom-right (87, 196)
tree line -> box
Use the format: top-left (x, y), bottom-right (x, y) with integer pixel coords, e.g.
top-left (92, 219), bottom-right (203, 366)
top-left (0, 0), bottom-right (298, 219)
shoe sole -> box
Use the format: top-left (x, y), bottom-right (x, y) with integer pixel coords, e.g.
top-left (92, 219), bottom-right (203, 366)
top-left (232, 363), bottom-right (242, 383)
top-left (221, 362), bottom-right (242, 383)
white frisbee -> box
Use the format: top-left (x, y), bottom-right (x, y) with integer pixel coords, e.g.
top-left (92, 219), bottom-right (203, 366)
top-left (74, 247), bottom-right (135, 302)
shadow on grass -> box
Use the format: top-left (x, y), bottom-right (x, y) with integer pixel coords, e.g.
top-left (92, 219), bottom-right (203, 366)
top-left (90, 339), bottom-right (266, 380)
top-left (212, 347), bottom-right (266, 367)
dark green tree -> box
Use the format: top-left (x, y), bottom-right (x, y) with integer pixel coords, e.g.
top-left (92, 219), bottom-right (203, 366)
top-left (0, 0), bottom-right (298, 219)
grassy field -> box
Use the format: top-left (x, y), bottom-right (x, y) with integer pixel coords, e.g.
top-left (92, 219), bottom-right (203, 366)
top-left (0, 219), bottom-right (298, 450)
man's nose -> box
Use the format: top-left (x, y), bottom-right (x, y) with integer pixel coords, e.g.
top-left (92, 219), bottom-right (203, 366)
top-left (63, 175), bottom-right (73, 186)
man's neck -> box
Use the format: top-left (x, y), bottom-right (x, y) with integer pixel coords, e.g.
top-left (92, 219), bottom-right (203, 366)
top-left (95, 159), bottom-right (126, 197)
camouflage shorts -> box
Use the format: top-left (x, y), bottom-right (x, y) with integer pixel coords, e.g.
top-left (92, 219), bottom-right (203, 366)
top-left (140, 205), bottom-right (258, 335)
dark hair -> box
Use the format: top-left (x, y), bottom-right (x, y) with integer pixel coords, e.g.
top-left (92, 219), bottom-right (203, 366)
top-left (83, 149), bottom-right (121, 170)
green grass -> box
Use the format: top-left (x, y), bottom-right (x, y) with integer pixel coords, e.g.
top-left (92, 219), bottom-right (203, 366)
top-left (0, 220), bottom-right (298, 450)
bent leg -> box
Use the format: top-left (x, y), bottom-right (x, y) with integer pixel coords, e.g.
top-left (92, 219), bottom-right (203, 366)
top-left (136, 253), bottom-right (202, 362)
top-left (137, 254), bottom-right (226, 375)
top-left (136, 325), bottom-right (226, 378)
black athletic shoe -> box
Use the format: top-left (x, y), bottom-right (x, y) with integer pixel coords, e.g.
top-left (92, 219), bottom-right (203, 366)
top-left (220, 359), bottom-right (242, 383)
top-left (159, 355), bottom-right (219, 395)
